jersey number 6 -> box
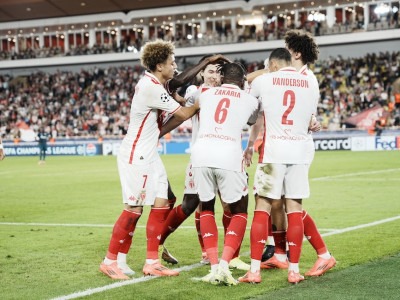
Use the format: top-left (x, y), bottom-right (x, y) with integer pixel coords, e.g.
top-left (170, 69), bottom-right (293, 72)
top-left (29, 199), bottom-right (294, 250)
top-left (214, 98), bottom-right (231, 124)
top-left (282, 90), bottom-right (295, 125)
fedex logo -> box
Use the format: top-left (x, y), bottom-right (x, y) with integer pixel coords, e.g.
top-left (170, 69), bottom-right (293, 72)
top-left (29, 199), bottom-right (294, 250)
top-left (375, 137), bottom-right (400, 150)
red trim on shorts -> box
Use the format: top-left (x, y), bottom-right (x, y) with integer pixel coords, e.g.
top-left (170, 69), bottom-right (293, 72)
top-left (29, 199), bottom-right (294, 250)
top-left (258, 111), bottom-right (266, 163)
top-left (129, 110), bottom-right (151, 164)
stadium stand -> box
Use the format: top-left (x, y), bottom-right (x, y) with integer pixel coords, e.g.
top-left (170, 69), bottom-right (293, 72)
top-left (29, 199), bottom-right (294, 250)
top-left (0, 0), bottom-right (399, 140)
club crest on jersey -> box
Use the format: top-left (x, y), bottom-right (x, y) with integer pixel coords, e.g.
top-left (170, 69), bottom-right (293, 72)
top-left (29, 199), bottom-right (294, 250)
top-left (160, 92), bottom-right (170, 103)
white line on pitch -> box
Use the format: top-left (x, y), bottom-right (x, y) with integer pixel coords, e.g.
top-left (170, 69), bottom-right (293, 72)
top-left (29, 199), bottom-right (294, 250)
top-left (310, 168), bottom-right (400, 181)
top-left (0, 222), bottom-right (338, 232)
top-left (50, 215), bottom-right (400, 300)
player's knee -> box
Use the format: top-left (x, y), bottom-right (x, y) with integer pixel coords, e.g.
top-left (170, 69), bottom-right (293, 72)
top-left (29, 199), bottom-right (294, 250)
top-left (228, 195), bottom-right (248, 214)
top-left (181, 194), bottom-right (199, 216)
top-left (200, 198), bottom-right (215, 212)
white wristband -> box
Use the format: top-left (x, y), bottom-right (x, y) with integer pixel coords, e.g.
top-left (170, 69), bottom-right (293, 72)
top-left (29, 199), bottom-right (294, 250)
top-left (0, 144), bottom-right (3, 150)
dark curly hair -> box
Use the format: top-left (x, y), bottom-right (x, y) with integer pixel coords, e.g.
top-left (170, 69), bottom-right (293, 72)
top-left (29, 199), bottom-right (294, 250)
top-left (284, 30), bottom-right (319, 65)
top-left (141, 40), bottom-right (175, 71)
top-left (219, 62), bottom-right (246, 84)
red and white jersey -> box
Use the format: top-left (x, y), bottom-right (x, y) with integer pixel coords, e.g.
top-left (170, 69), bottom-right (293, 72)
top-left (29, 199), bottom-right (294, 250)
top-left (184, 84), bottom-right (211, 145)
top-left (119, 71), bottom-right (181, 165)
top-left (191, 84), bottom-right (259, 172)
top-left (250, 67), bottom-right (318, 164)
top-left (299, 64), bottom-right (320, 162)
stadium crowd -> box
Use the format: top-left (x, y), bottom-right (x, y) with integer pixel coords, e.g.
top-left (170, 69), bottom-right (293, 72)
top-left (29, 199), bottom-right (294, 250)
top-left (1, 13), bottom-right (398, 61)
top-left (0, 50), bottom-right (399, 140)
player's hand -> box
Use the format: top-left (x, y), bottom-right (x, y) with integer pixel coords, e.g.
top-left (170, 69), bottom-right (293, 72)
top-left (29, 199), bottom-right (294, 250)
top-left (309, 115), bottom-right (321, 132)
top-left (207, 54), bottom-right (231, 65)
top-left (0, 149), bottom-right (5, 161)
top-left (244, 147), bottom-right (254, 167)
top-left (172, 92), bottom-right (186, 106)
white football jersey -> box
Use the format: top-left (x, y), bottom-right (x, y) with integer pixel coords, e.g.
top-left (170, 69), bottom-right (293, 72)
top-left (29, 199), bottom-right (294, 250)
top-left (299, 64), bottom-right (320, 163)
top-left (184, 84), bottom-right (211, 146)
top-left (118, 71), bottom-right (181, 165)
top-left (191, 84), bottom-right (259, 172)
top-left (250, 67), bottom-right (319, 164)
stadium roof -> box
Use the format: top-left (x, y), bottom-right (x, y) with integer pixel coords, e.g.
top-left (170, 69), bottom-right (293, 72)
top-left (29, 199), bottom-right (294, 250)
top-left (0, 0), bottom-right (220, 22)
top-left (0, 0), bottom-right (386, 23)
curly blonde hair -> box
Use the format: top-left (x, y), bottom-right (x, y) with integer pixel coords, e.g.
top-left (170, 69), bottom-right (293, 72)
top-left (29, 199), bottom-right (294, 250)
top-left (141, 40), bottom-right (175, 71)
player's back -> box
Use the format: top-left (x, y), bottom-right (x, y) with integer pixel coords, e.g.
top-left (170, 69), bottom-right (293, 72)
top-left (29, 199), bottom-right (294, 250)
top-left (252, 67), bottom-right (318, 164)
top-left (191, 84), bottom-right (259, 172)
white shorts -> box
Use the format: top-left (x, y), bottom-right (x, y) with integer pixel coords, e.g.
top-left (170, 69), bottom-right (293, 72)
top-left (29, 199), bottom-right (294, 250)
top-left (117, 156), bottom-right (168, 206)
top-left (184, 160), bottom-right (197, 194)
top-left (253, 163), bottom-right (310, 199)
top-left (194, 167), bottom-right (248, 203)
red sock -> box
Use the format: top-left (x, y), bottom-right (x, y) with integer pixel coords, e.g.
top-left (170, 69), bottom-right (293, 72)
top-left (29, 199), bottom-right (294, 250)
top-left (106, 210), bottom-right (142, 260)
top-left (302, 210), bottom-right (327, 255)
top-left (221, 213), bottom-right (247, 262)
top-left (168, 197), bottom-right (176, 211)
top-left (250, 210), bottom-right (269, 260)
top-left (272, 231), bottom-right (287, 255)
top-left (195, 211), bottom-right (205, 253)
top-left (287, 212), bottom-right (304, 264)
top-left (268, 216), bottom-right (272, 237)
top-left (222, 210), bottom-right (232, 235)
top-left (146, 206), bottom-right (170, 260)
top-left (222, 210), bottom-right (242, 259)
top-left (159, 205), bottom-right (188, 245)
top-left (200, 211), bottom-right (219, 265)
top-left (118, 210), bottom-right (141, 254)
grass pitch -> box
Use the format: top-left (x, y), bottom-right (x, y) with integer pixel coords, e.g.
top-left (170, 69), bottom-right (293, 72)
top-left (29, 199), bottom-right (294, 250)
top-left (0, 151), bottom-right (399, 299)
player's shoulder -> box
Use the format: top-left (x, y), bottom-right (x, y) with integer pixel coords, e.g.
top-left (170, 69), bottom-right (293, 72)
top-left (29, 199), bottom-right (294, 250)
top-left (184, 85), bottom-right (199, 99)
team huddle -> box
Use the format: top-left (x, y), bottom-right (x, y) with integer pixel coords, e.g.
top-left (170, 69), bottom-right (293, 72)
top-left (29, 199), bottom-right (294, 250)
top-left (99, 29), bottom-right (336, 285)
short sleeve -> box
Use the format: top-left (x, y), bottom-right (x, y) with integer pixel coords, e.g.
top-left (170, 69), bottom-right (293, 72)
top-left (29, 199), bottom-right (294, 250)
top-left (148, 84), bottom-right (181, 114)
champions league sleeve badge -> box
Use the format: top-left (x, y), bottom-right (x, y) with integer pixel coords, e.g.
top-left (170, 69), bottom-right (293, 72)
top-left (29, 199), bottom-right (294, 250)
top-left (160, 92), bottom-right (170, 103)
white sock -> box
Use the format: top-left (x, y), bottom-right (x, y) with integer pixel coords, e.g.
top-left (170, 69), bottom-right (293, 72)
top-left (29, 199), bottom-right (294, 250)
top-left (275, 254), bottom-right (287, 262)
top-left (104, 257), bottom-right (116, 265)
top-left (219, 259), bottom-right (229, 271)
top-left (267, 236), bottom-right (275, 246)
top-left (318, 252), bottom-right (331, 260)
top-left (250, 259), bottom-right (261, 273)
top-left (117, 253), bottom-right (127, 263)
top-left (289, 263), bottom-right (299, 273)
top-left (211, 264), bottom-right (218, 274)
top-left (146, 259), bottom-right (159, 265)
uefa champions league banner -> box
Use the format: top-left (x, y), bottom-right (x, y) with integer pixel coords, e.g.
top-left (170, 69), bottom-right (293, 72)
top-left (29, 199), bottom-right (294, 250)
top-left (3, 142), bottom-right (101, 156)
top-left (4, 136), bottom-right (398, 157)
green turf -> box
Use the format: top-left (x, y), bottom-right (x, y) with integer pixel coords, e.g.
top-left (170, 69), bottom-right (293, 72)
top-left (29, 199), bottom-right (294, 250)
top-left (253, 253), bottom-right (400, 300)
top-left (0, 151), bottom-right (399, 299)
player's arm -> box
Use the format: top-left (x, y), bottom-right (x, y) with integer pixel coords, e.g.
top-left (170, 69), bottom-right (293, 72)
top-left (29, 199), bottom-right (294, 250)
top-left (173, 99), bottom-right (199, 122)
top-left (0, 137), bottom-right (5, 161)
top-left (159, 116), bottom-right (183, 138)
top-left (167, 54), bottom-right (231, 92)
top-left (244, 113), bottom-right (263, 167)
top-left (172, 92), bottom-right (186, 106)
top-left (247, 69), bottom-right (268, 84)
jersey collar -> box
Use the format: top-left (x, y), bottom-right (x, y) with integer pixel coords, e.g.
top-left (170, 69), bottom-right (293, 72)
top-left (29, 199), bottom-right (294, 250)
top-left (221, 83), bottom-right (241, 90)
top-left (299, 64), bottom-right (309, 75)
top-left (145, 71), bottom-right (161, 84)
top-left (279, 66), bottom-right (297, 72)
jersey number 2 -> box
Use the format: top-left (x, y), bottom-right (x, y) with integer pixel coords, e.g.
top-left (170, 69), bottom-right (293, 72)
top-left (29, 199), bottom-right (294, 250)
top-left (282, 90), bottom-right (295, 125)
top-left (214, 98), bottom-right (230, 124)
